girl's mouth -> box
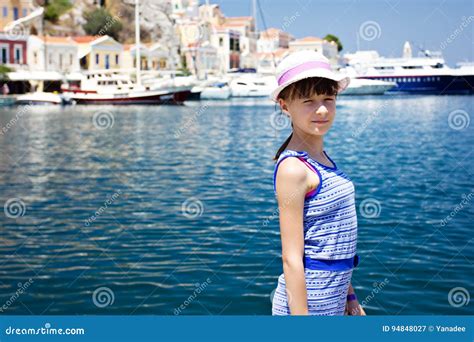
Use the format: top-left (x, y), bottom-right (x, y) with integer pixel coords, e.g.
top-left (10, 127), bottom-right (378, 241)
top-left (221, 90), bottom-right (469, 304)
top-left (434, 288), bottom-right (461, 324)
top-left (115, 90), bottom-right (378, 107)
top-left (312, 120), bottom-right (329, 124)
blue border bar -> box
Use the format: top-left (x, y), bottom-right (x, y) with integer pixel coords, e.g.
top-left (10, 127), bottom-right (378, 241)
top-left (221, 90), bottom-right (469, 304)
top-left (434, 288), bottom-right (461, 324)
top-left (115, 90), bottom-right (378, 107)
top-left (0, 316), bottom-right (472, 342)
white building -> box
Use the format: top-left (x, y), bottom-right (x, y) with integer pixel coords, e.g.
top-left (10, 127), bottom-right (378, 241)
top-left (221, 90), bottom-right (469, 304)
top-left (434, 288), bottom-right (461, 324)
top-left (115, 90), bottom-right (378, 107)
top-left (257, 28), bottom-right (292, 53)
top-left (198, 3), bottom-right (225, 27)
top-left (210, 25), bottom-right (241, 73)
top-left (289, 36), bottom-right (338, 62)
top-left (27, 35), bottom-right (79, 73)
top-left (223, 16), bottom-right (256, 69)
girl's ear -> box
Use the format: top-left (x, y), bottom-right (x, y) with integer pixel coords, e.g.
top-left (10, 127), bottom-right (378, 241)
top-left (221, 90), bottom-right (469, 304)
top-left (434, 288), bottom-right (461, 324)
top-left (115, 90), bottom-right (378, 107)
top-left (278, 99), bottom-right (290, 116)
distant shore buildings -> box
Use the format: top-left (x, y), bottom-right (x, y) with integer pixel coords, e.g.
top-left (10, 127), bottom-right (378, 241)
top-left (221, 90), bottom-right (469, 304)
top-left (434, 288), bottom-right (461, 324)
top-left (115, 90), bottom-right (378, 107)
top-left (0, 0), bottom-right (342, 90)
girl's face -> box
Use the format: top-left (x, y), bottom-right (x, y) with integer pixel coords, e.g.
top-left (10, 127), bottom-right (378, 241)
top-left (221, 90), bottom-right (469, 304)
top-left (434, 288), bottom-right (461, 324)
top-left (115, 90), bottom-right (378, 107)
top-left (280, 92), bottom-right (336, 136)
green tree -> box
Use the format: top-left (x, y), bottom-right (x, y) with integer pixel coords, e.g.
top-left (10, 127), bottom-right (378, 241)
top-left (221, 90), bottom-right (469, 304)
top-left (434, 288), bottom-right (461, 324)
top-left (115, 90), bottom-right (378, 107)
top-left (83, 8), bottom-right (123, 41)
top-left (44, 0), bottom-right (72, 23)
top-left (324, 34), bottom-right (343, 52)
top-left (0, 65), bottom-right (12, 80)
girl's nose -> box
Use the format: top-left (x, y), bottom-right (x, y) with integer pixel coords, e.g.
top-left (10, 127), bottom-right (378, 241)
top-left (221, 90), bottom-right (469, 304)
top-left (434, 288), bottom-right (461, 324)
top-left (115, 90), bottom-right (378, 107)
top-left (316, 105), bottom-right (329, 115)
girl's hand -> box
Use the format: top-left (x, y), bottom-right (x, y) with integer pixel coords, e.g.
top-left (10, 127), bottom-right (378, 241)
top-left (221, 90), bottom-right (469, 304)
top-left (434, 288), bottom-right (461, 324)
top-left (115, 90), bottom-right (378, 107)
top-left (345, 298), bottom-right (366, 316)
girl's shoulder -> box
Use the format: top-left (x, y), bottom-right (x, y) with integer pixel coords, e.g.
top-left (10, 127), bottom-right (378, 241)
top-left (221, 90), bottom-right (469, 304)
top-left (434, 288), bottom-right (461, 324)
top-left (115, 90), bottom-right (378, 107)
top-left (275, 149), bottom-right (308, 164)
top-left (273, 150), bottom-right (312, 194)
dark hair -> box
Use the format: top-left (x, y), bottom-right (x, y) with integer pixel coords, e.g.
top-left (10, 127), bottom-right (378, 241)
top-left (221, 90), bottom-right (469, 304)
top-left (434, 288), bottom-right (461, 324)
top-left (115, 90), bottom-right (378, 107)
top-left (274, 77), bottom-right (339, 161)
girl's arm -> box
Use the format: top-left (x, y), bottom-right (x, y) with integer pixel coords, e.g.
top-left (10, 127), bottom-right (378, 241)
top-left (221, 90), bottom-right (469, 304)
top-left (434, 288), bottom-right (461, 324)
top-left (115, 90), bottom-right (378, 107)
top-left (275, 158), bottom-right (314, 315)
top-left (346, 283), bottom-right (366, 315)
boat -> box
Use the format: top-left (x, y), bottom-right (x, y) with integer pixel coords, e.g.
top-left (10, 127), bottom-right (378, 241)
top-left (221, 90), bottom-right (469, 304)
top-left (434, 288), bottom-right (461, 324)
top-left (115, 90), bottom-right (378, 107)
top-left (339, 78), bottom-right (396, 95)
top-left (200, 82), bottom-right (231, 100)
top-left (62, 70), bottom-right (191, 105)
top-left (229, 75), bottom-right (276, 97)
top-left (343, 42), bottom-right (474, 94)
top-left (15, 92), bottom-right (75, 105)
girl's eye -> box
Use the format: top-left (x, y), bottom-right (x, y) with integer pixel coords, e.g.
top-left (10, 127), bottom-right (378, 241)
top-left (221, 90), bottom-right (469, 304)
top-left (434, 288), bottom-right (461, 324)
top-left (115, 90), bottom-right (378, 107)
top-left (325, 98), bottom-right (335, 101)
top-left (303, 99), bottom-right (313, 103)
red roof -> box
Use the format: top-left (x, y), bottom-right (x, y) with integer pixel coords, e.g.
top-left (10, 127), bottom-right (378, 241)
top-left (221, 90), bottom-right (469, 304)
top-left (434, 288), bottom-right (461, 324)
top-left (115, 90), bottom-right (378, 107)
top-left (225, 16), bottom-right (253, 22)
top-left (72, 36), bottom-right (100, 43)
top-left (293, 36), bottom-right (323, 43)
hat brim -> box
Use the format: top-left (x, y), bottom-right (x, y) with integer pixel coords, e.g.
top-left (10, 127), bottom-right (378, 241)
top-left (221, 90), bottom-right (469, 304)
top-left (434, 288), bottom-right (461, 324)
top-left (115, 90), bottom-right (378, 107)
top-left (270, 69), bottom-right (351, 102)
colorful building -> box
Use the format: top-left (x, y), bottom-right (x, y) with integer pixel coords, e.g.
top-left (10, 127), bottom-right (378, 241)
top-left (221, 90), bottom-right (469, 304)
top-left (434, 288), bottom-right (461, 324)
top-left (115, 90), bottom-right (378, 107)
top-left (0, 30), bottom-right (27, 67)
top-left (122, 42), bottom-right (170, 71)
top-left (72, 35), bottom-right (123, 71)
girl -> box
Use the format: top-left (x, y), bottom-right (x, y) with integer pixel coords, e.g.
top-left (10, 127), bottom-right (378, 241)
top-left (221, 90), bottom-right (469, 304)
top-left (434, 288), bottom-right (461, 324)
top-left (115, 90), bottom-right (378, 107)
top-left (271, 50), bottom-right (366, 316)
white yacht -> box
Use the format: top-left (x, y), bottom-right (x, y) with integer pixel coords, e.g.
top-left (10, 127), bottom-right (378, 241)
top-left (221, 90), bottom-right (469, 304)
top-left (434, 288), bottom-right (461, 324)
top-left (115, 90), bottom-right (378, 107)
top-left (343, 42), bottom-right (473, 94)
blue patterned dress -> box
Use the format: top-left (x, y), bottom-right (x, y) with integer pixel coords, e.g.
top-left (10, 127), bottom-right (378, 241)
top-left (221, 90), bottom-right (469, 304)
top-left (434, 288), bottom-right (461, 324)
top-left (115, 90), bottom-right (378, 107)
top-left (272, 149), bottom-right (358, 315)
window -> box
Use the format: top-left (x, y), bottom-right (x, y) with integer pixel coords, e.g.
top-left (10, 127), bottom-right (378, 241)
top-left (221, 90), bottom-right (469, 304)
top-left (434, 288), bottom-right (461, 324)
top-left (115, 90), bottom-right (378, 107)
top-left (59, 54), bottom-right (63, 69)
top-left (115, 54), bottom-right (119, 65)
top-left (69, 53), bottom-right (73, 65)
top-left (22, 8), bottom-right (27, 17)
top-left (1, 46), bottom-right (8, 64)
top-left (2, 6), bottom-right (7, 17)
top-left (219, 37), bottom-right (223, 47)
top-left (13, 7), bottom-right (18, 20)
top-left (15, 48), bottom-right (20, 63)
top-left (96, 53), bottom-right (99, 64)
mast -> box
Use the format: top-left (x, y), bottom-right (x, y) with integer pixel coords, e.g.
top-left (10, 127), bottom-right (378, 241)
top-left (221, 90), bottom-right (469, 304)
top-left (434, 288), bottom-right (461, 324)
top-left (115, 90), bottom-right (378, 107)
top-left (252, 0), bottom-right (257, 34)
top-left (135, 0), bottom-right (141, 86)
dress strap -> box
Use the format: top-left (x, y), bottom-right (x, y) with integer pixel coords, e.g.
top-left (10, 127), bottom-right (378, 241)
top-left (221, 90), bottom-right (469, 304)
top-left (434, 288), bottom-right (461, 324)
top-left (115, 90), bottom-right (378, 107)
top-left (273, 150), bottom-right (322, 198)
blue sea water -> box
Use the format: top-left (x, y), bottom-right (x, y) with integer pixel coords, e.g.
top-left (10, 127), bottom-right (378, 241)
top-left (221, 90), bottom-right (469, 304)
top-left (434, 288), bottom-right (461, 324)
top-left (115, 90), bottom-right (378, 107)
top-left (0, 95), bottom-right (472, 315)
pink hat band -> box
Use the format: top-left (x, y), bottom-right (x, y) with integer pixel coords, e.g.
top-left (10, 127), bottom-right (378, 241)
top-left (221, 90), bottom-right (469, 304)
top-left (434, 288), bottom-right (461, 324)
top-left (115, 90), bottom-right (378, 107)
top-left (277, 61), bottom-right (331, 86)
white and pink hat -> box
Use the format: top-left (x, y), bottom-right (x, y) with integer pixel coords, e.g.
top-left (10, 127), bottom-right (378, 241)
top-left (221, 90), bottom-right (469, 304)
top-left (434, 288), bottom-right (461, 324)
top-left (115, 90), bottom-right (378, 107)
top-left (270, 50), bottom-right (350, 102)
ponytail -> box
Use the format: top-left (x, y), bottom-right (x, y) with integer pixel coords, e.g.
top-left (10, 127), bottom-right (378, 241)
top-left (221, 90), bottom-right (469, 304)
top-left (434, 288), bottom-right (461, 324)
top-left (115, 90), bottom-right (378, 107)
top-left (274, 123), bottom-right (293, 161)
